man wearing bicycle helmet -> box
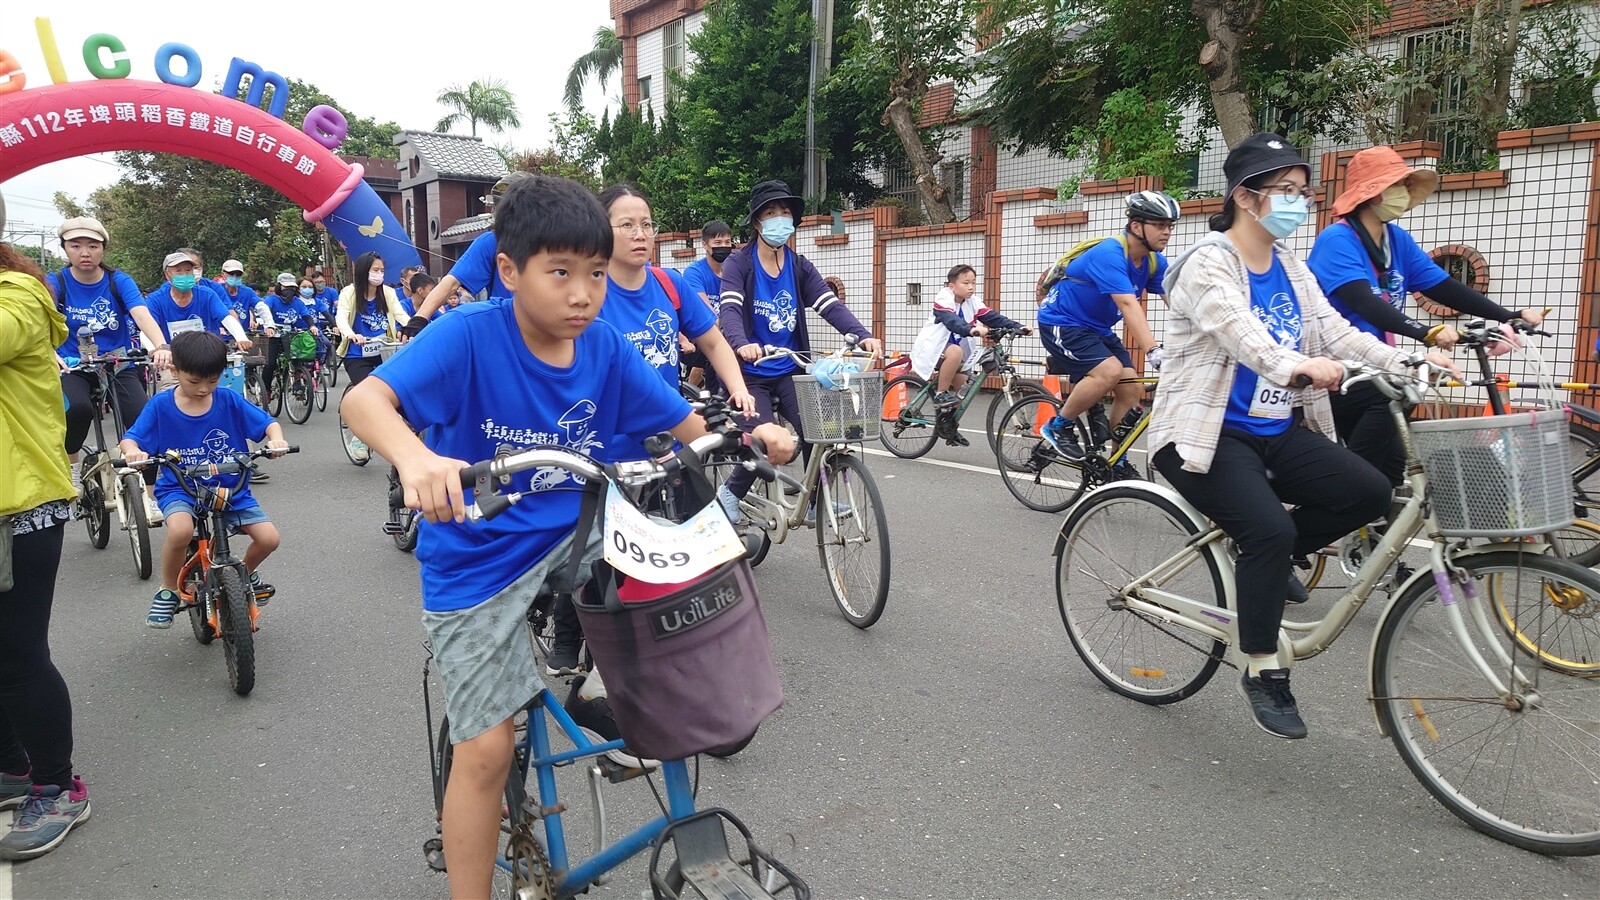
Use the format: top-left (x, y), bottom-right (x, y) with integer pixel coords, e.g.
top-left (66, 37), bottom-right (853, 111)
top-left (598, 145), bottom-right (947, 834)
top-left (1036, 191), bottom-right (1177, 468)
top-left (405, 173), bottom-right (528, 334)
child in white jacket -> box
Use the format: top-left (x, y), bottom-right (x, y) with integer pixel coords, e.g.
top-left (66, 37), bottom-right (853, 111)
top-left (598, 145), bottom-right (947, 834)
top-left (910, 265), bottom-right (1028, 414)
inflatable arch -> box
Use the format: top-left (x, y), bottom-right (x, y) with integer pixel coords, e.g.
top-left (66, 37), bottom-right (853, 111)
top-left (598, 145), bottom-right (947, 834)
top-left (0, 79), bottom-right (421, 272)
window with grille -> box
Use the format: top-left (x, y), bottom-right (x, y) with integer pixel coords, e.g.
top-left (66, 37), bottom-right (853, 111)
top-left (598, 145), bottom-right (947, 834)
top-left (907, 282), bottom-right (922, 306)
top-left (663, 19), bottom-right (685, 102)
top-left (1404, 26), bottom-right (1474, 167)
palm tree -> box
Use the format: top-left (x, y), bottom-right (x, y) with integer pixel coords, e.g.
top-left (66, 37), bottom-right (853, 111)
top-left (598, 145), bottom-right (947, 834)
top-left (434, 79), bottom-right (522, 137)
top-left (563, 27), bottom-right (622, 111)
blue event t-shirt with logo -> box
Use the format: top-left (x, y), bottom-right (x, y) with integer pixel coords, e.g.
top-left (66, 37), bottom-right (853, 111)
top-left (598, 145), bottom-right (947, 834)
top-left (600, 267), bottom-right (716, 381)
top-left (1223, 256), bottom-right (1303, 437)
top-left (449, 231), bottom-right (511, 300)
top-left (315, 286), bottom-right (339, 312)
top-left (1307, 221), bottom-right (1449, 339)
top-left (681, 258), bottom-right (722, 311)
top-left (344, 296), bottom-right (394, 358)
top-left (747, 253), bottom-right (801, 378)
top-left (1037, 238), bottom-right (1167, 335)
top-left (221, 284), bottom-right (262, 327)
top-left (372, 299), bottom-right (691, 612)
top-left (143, 283), bottom-right (236, 343)
top-left (122, 387), bottom-right (275, 512)
top-left (261, 293), bottom-right (314, 329)
top-left (50, 269), bottom-right (146, 356)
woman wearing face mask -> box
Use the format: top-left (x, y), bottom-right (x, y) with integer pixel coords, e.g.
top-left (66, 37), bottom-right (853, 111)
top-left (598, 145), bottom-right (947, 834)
top-left (1306, 145), bottom-right (1543, 487)
top-left (715, 180), bottom-right (883, 521)
top-left (258, 273), bottom-right (320, 409)
top-left (336, 252), bottom-right (408, 388)
top-left (1150, 134), bottom-right (1456, 741)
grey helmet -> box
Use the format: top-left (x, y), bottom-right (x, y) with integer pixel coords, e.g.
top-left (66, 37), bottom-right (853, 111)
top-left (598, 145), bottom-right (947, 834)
top-left (1125, 190), bottom-right (1181, 223)
top-left (485, 171), bottom-right (532, 208)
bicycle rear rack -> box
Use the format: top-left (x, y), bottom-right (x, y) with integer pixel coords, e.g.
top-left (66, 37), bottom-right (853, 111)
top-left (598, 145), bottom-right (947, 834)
top-left (648, 808), bottom-right (810, 900)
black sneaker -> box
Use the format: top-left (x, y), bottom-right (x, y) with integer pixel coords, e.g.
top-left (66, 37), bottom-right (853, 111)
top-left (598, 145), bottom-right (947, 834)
top-left (1237, 669), bottom-right (1308, 739)
top-left (564, 673), bottom-right (659, 769)
top-left (249, 463), bottom-right (270, 483)
top-left (544, 641), bottom-right (583, 676)
top-left (946, 430), bottom-right (971, 447)
top-left (1110, 459), bottom-right (1141, 481)
top-left (1284, 571), bottom-right (1310, 605)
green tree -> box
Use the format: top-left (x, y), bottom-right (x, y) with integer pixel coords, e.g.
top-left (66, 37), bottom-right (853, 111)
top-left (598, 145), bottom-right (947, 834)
top-left (245, 208), bottom-right (322, 283)
top-left (563, 27), bottom-right (623, 111)
top-left (230, 78), bottom-right (402, 159)
top-left (435, 79), bottom-right (522, 137)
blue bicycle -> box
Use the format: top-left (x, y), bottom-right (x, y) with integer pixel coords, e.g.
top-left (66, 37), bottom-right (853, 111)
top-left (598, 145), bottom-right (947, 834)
top-left (420, 429), bottom-right (809, 899)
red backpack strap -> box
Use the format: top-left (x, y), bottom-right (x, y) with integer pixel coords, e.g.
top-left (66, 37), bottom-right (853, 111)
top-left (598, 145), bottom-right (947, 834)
top-left (647, 265), bottom-right (681, 310)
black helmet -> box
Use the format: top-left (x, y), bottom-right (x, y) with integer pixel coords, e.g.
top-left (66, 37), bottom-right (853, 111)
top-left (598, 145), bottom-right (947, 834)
top-left (1125, 190), bottom-right (1181, 223)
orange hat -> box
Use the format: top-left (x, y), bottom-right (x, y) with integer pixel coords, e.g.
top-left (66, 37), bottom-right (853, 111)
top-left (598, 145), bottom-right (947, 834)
top-left (1331, 146), bottom-right (1439, 217)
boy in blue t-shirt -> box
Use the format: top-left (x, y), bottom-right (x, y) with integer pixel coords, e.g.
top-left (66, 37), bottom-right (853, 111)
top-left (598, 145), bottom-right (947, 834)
top-left (121, 331), bottom-right (289, 628)
top-left (340, 174), bottom-right (794, 899)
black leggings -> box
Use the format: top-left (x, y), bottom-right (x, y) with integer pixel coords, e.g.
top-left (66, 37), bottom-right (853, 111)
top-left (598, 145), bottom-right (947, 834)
top-left (724, 373), bottom-right (813, 500)
top-left (343, 355), bottom-right (381, 387)
top-left (0, 522), bottom-right (74, 789)
top-left (1153, 425), bottom-right (1390, 654)
top-left (63, 367), bottom-right (147, 454)
top-left (1329, 381), bottom-right (1406, 487)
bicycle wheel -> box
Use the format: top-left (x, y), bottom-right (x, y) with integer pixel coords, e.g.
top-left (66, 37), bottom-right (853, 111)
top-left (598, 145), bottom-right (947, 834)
top-left (80, 455), bottom-right (111, 550)
top-left (244, 366), bottom-right (265, 409)
top-left (1570, 422), bottom-right (1600, 496)
top-left (286, 364), bottom-right (314, 424)
top-left (984, 378), bottom-right (1048, 455)
top-left (1486, 538), bottom-right (1600, 677)
top-left (315, 363), bottom-right (329, 412)
top-left (816, 453), bottom-right (889, 628)
top-left (216, 566), bottom-right (256, 696)
top-left (268, 369), bottom-right (285, 417)
top-left (878, 373), bottom-right (939, 459)
top-left (1374, 550), bottom-right (1600, 855)
top-left (120, 472), bottom-right (152, 580)
top-left (1548, 516), bottom-right (1600, 569)
top-left (1058, 485), bottom-right (1227, 703)
top-left (994, 395), bottom-right (1085, 513)
top-left (186, 563), bottom-right (215, 645)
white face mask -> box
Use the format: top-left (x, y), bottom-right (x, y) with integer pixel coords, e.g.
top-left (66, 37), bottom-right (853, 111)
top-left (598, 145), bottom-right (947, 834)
top-left (368, 271), bottom-right (385, 286)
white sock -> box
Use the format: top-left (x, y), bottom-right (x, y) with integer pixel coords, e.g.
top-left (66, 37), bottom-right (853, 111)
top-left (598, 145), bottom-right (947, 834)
top-left (1247, 654), bottom-right (1282, 677)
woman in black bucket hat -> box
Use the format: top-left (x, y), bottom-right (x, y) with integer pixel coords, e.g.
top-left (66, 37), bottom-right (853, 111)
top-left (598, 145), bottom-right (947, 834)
top-left (715, 180), bottom-right (882, 520)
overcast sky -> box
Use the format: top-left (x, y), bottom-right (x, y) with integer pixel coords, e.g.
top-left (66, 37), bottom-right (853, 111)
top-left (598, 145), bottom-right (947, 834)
top-left (0, 0), bottom-right (614, 240)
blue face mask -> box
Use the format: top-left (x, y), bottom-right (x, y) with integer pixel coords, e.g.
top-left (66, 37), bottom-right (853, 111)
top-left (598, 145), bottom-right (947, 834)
top-left (759, 215), bottom-right (795, 247)
top-left (1252, 193), bottom-right (1310, 240)
top-left (225, 275), bottom-right (242, 287)
top-left (170, 274), bottom-right (198, 291)
top-left (299, 287), bottom-right (314, 299)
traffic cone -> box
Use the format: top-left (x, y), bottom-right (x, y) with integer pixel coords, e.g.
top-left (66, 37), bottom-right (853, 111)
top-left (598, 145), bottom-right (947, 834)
top-left (882, 354), bottom-right (908, 419)
top-left (1034, 374), bottom-right (1063, 433)
top-left (1483, 373), bottom-right (1510, 416)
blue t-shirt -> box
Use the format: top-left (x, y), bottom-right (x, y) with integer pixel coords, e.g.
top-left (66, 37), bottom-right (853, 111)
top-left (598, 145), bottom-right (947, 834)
top-left (143, 284), bottom-right (237, 343)
top-left (1037, 238), bottom-right (1167, 334)
top-left (221, 284), bottom-right (261, 328)
top-left (50, 269), bottom-right (146, 356)
top-left (262, 294), bottom-right (314, 330)
top-left (1223, 257), bottom-right (1303, 437)
top-left (315, 286), bottom-right (339, 312)
top-left (599, 267), bottom-right (715, 382)
top-left (372, 299), bottom-right (691, 612)
top-left (123, 387), bottom-right (274, 511)
top-left (449, 232), bottom-right (511, 300)
top-left (1306, 221), bottom-right (1449, 339)
top-left (343, 297), bottom-right (394, 358)
top-left (396, 291), bottom-right (417, 316)
top-left (681, 258), bottom-right (723, 311)
top-left (747, 254), bottom-right (801, 377)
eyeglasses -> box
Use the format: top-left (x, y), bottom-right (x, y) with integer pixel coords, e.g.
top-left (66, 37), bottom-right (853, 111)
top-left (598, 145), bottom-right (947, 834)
top-left (612, 222), bottom-right (657, 236)
top-left (1251, 184), bottom-right (1318, 210)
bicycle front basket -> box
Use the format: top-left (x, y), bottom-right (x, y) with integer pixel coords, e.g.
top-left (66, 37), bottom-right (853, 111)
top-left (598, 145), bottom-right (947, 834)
top-left (288, 331), bottom-right (318, 360)
top-left (1410, 407), bottom-right (1572, 538)
top-left (793, 370), bottom-right (883, 444)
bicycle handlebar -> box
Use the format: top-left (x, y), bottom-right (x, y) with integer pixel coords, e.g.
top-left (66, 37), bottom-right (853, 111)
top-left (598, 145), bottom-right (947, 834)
top-left (119, 445), bottom-right (299, 504)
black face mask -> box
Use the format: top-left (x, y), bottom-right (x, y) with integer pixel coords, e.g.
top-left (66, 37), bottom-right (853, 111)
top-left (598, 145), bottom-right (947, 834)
top-left (710, 246), bottom-right (733, 263)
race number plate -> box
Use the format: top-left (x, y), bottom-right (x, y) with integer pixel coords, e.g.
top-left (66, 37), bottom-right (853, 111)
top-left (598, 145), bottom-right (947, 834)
top-left (602, 484), bottom-right (744, 584)
top-left (1248, 383), bottom-right (1294, 419)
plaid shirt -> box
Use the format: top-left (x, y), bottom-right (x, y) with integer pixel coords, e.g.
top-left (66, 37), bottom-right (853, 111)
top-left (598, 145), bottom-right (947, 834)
top-left (1149, 233), bottom-right (1409, 474)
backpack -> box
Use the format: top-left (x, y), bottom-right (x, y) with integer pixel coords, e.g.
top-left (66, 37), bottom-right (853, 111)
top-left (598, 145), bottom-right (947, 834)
top-left (1038, 236), bottom-right (1156, 296)
top-left (50, 268), bottom-right (127, 315)
top-left (647, 265), bottom-right (682, 310)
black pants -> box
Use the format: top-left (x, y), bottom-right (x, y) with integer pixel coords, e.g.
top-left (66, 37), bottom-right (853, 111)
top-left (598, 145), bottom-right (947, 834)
top-left (1329, 381), bottom-right (1406, 487)
top-left (343, 355), bottom-right (381, 387)
top-left (63, 367), bottom-right (147, 454)
top-left (0, 523), bottom-right (74, 789)
top-left (1153, 425), bottom-right (1390, 654)
top-left (724, 373), bottom-right (812, 500)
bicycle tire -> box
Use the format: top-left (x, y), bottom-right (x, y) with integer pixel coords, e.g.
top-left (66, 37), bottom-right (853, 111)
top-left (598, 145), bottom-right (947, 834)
top-left (315, 363), bottom-right (329, 412)
top-left (1548, 517), bottom-right (1600, 570)
top-left (286, 365), bottom-right (314, 424)
top-left (186, 564), bottom-right (215, 645)
top-left (268, 369), bottom-right (285, 417)
top-left (1058, 485), bottom-right (1227, 704)
top-left (993, 395), bottom-right (1086, 513)
top-left (120, 472), bottom-right (152, 580)
top-left (339, 404), bottom-right (370, 467)
top-left (217, 566), bottom-right (256, 696)
top-left (984, 379), bottom-right (1048, 455)
top-left (80, 460), bottom-right (111, 550)
top-left (1487, 531), bottom-right (1600, 676)
top-left (244, 367), bottom-right (265, 409)
top-left (393, 511), bottom-right (419, 553)
top-left (878, 373), bottom-right (940, 460)
top-left (1570, 422), bottom-right (1600, 497)
top-left (1374, 550), bottom-right (1600, 855)
top-left (816, 452), bottom-right (889, 628)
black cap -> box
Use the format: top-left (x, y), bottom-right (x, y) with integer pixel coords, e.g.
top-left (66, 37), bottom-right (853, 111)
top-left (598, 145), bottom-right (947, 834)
top-left (1223, 133), bottom-right (1311, 203)
top-left (743, 180), bottom-right (805, 226)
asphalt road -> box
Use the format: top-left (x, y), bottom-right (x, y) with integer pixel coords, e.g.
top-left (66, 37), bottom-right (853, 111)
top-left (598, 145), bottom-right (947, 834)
top-left (9, 396), bottom-right (1600, 899)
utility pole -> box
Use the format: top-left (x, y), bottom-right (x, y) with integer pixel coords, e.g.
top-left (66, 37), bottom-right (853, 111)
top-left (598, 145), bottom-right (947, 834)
top-left (803, 0), bottom-right (835, 209)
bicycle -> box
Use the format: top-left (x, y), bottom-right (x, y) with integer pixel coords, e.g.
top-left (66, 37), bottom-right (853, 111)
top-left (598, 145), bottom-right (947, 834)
top-left (263, 327), bottom-right (319, 425)
top-left (878, 327), bottom-right (1047, 459)
top-left (121, 445), bottom-right (299, 696)
top-left (1055, 358), bottom-right (1600, 855)
top-left (338, 337), bottom-right (402, 466)
top-left (991, 376), bottom-right (1158, 512)
top-left (419, 431), bottom-right (809, 899)
top-left (63, 339), bottom-right (154, 579)
top-left (718, 338), bottom-right (892, 628)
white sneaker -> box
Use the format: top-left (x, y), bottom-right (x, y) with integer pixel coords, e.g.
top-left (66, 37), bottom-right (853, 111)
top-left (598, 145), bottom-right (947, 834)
top-left (349, 436), bottom-right (370, 463)
top-left (143, 495), bottom-right (164, 525)
top-left (716, 484), bottom-right (741, 522)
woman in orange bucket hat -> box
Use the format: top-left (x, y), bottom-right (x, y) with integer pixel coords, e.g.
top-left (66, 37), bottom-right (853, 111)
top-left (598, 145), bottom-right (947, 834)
top-left (1306, 145), bottom-right (1543, 486)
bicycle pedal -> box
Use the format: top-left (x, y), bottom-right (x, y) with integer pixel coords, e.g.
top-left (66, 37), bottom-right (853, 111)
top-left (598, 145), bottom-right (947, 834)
top-left (595, 754), bottom-right (652, 784)
top-left (382, 521), bottom-right (407, 535)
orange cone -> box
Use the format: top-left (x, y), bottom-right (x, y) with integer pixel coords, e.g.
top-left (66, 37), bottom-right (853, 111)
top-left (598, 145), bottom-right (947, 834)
top-left (1034, 374), bottom-right (1062, 433)
top-left (1483, 373), bottom-right (1510, 416)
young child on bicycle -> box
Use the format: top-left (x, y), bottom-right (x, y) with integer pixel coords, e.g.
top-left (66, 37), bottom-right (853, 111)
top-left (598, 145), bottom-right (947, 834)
top-left (339, 174), bottom-right (795, 900)
top-left (120, 331), bottom-right (289, 629)
top-left (909, 263), bottom-right (1028, 445)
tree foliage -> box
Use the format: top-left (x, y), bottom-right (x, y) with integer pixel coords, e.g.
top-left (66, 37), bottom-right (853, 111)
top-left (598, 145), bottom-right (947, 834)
top-left (564, 27), bottom-right (624, 111)
top-left (1057, 89), bottom-right (1204, 198)
top-left (435, 79), bottom-right (522, 136)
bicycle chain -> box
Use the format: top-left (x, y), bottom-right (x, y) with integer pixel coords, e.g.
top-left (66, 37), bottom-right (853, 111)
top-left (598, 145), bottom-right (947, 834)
top-left (1127, 607), bottom-right (1237, 671)
top-left (507, 818), bottom-right (555, 900)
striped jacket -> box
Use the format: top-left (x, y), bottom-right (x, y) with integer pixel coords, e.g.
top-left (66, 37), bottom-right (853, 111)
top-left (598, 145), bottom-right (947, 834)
top-left (1149, 232), bottom-right (1409, 475)
top-left (717, 244), bottom-right (869, 360)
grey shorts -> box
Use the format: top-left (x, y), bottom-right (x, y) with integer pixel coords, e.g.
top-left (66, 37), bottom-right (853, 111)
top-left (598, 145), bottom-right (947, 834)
top-left (424, 525), bottom-right (602, 744)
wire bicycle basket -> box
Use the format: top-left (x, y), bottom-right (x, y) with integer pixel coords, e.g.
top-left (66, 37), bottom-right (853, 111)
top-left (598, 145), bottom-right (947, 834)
top-left (1411, 407), bottom-right (1572, 537)
top-left (794, 370), bottom-right (883, 444)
